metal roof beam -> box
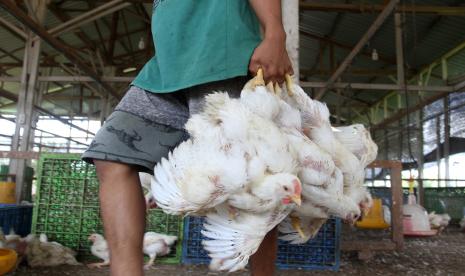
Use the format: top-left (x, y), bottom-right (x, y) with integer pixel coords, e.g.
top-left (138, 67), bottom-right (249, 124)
top-left (301, 82), bottom-right (453, 92)
top-left (0, 114), bottom-right (89, 146)
top-left (0, 0), bottom-right (121, 100)
top-left (44, 0), bottom-right (131, 39)
top-left (0, 16), bottom-right (27, 40)
top-left (454, 78), bottom-right (465, 92)
top-left (299, 2), bottom-right (465, 16)
top-left (300, 30), bottom-right (397, 65)
top-left (47, 3), bottom-right (98, 51)
top-left (301, 68), bottom-right (408, 77)
top-left (370, 91), bottom-right (449, 130)
top-left (0, 87), bottom-right (95, 136)
top-left (315, 0), bottom-right (400, 100)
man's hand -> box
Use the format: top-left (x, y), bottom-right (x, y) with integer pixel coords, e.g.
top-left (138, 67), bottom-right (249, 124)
top-left (248, 0), bottom-right (294, 84)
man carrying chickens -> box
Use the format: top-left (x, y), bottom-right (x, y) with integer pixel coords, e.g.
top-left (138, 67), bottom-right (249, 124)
top-left (82, 1), bottom-right (293, 275)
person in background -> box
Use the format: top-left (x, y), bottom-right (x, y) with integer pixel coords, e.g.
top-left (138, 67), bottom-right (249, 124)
top-left (82, 1), bottom-right (293, 275)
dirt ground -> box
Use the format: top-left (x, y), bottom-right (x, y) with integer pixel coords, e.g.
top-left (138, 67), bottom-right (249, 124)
top-left (12, 226), bottom-right (465, 276)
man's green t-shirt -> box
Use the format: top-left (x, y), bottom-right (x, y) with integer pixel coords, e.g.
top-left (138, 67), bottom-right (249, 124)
top-left (132, 0), bottom-right (262, 93)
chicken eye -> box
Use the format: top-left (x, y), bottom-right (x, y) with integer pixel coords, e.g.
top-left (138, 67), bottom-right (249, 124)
top-left (283, 186), bottom-right (289, 191)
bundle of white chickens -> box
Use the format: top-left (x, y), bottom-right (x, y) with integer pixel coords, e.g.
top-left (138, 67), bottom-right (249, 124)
top-left (151, 69), bottom-right (378, 272)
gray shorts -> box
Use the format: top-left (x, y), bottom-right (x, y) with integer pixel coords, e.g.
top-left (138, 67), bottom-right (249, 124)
top-left (82, 77), bottom-right (247, 173)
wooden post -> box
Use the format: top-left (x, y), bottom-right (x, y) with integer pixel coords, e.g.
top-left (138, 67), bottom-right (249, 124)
top-left (390, 162), bottom-right (404, 250)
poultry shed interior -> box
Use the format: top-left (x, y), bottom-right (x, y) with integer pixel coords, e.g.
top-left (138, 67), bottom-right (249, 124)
top-left (0, 0), bottom-right (465, 275)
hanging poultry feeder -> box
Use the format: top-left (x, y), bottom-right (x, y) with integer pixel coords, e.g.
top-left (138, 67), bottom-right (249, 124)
top-left (403, 178), bottom-right (437, 237)
top-left (403, 204), bottom-right (437, 236)
top-left (356, 198), bottom-right (390, 229)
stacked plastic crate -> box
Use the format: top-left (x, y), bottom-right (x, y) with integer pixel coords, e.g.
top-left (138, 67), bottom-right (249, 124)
top-left (32, 153), bottom-right (183, 263)
top-left (182, 216), bottom-right (341, 271)
top-left (0, 205), bottom-right (33, 236)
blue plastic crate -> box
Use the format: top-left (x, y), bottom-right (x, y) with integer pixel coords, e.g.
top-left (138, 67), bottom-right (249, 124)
top-left (0, 205), bottom-right (33, 236)
top-left (276, 218), bottom-right (340, 271)
top-left (182, 216), bottom-right (341, 271)
top-left (182, 216), bottom-right (210, 264)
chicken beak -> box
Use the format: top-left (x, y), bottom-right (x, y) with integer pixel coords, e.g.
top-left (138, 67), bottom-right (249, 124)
top-left (285, 74), bottom-right (294, 96)
top-left (253, 68), bottom-right (265, 88)
top-left (290, 194), bottom-right (302, 206)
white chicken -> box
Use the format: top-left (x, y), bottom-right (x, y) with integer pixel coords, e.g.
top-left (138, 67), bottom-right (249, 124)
top-left (428, 212), bottom-right (451, 234)
top-left (152, 69), bottom-right (377, 271)
top-left (0, 229), bottom-right (28, 255)
top-left (285, 82), bottom-right (375, 216)
top-left (332, 124), bottom-right (378, 167)
top-left (142, 232), bottom-right (178, 270)
top-left (139, 172), bottom-right (157, 211)
top-left (274, 78), bottom-right (368, 244)
top-left (202, 194), bottom-right (299, 272)
top-left (152, 86), bottom-right (297, 215)
top-left (25, 234), bottom-right (80, 267)
top-left (87, 233), bottom-right (110, 268)
top-left (226, 173), bottom-right (301, 214)
top-left (152, 138), bottom-right (249, 215)
top-left (285, 84), bottom-right (365, 185)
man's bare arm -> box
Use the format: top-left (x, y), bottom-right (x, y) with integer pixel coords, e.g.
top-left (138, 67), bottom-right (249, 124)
top-left (248, 0), bottom-right (293, 84)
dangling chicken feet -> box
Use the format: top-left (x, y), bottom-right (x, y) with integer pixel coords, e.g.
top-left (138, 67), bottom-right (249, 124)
top-left (87, 261), bottom-right (110, 268)
top-left (285, 74), bottom-right (294, 96)
top-left (290, 216), bottom-right (307, 239)
top-left (266, 81), bottom-right (275, 94)
top-left (274, 83), bottom-right (282, 98)
top-left (253, 68), bottom-right (265, 88)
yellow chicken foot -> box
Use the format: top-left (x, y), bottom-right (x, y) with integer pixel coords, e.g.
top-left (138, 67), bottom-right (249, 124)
top-left (144, 255), bottom-right (156, 270)
top-left (290, 216), bottom-right (306, 239)
top-left (274, 83), bottom-right (282, 98)
top-left (285, 74), bottom-right (294, 96)
top-left (253, 68), bottom-right (265, 87)
top-left (266, 81), bottom-right (275, 94)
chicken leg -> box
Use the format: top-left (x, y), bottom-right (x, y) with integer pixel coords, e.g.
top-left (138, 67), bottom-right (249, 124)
top-left (285, 74), bottom-right (294, 96)
top-left (306, 218), bottom-right (327, 238)
top-left (274, 83), bottom-right (282, 98)
top-left (266, 81), bottom-right (275, 94)
top-left (290, 216), bottom-right (306, 239)
top-left (87, 260), bottom-right (110, 268)
top-left (253, 68), bottom-right (265, 87)
top-left (143, 254), bottom-right (156, 270)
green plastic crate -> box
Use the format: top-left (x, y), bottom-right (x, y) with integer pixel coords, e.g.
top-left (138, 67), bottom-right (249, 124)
top-left (32, 153), bottom-right (183, 264)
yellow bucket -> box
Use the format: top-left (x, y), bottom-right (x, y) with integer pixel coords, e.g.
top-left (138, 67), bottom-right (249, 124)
top-left (0, 182), bottom-right (16, 204)
top-left (356, 198), bottom-right (390, 229)
top-left (0, 248), bottom-right (17, 275)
